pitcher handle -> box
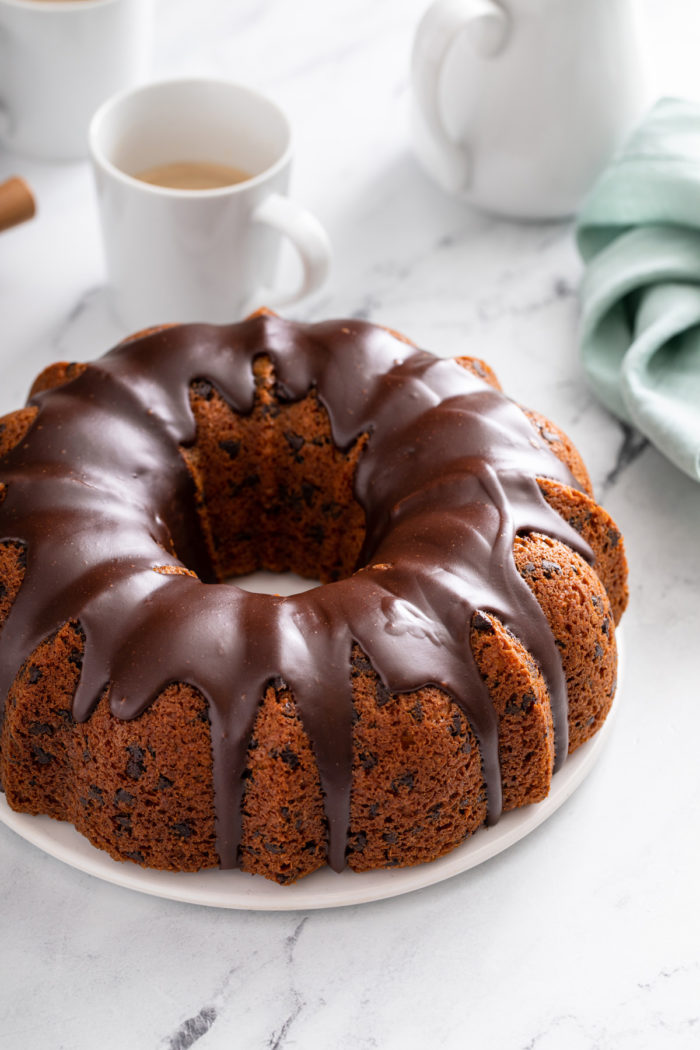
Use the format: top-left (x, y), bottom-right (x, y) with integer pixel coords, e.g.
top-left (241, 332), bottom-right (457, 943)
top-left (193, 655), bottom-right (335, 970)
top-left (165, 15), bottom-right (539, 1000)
top-left (412, 0), bottom-right (510, 193)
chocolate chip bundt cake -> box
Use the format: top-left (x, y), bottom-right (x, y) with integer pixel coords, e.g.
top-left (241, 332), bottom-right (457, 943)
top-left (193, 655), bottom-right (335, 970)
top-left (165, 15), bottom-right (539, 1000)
top-left (0, 313), bottom-right (628, 883)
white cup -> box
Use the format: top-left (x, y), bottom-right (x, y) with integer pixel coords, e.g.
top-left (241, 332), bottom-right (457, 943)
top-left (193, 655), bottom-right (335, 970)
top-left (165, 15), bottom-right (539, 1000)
top-left (89, 77), bottom-right (332, 330)
top-left (0, 0), bottom-right (150, 161)
top-left (411, 0), bottom-right (650, 219)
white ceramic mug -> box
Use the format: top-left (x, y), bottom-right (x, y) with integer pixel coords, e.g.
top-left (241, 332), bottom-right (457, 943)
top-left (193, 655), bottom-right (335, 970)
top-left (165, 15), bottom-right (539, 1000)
top-left (0, 0), bottom-right (150, 161)
top-left (89, 78), bottom-right (332, 330)
top-left (411, 0), bottom-right (650, 219)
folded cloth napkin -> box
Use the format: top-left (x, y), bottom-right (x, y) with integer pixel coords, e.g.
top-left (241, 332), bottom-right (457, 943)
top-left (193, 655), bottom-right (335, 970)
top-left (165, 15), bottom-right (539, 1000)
top-left (577, 97), bottom-right (700, 483)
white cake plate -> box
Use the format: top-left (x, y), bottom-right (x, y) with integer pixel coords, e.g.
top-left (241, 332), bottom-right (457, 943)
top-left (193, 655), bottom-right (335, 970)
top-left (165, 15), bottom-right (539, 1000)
top-left (0, 627), bottom-right (624, 911)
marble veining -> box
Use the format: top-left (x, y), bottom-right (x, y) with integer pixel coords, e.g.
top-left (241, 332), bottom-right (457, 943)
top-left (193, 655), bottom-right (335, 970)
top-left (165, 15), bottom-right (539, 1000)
top-left (1, 1), bottom-right (700, 1048)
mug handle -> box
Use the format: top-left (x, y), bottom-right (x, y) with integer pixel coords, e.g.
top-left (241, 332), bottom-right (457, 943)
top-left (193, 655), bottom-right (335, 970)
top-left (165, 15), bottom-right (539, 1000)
top-left (412, 0), bottom-right (510, 194)
top-left (252, 193), bottom-right (332, 307)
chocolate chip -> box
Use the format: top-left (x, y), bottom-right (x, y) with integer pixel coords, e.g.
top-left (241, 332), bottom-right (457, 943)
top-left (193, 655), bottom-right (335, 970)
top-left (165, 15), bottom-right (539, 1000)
top-left (67, 647), bottom-right (82, 668)
top-left (172, 821), bottom-right (193, 839)
top-left (472, 611), bottom-right (492, 632)
top-left (115, 788), bottom-right (134, 806)
top-left (156, 774), bottom-right (173, 790)
top-left (259, 401), bottom-right (280, 419)
top-left (192, 378), bottom-right (214, 400)
top-left (359, 750), bottom-right (377, 772)
top-left (375, 678), bottom-right (392, 708)
top-left (113, 814), bottom-right (132, 832)
top-left (351, 650), bottom-right (372, 676)
top-left (594, 643), bottom-right (604, 660)
top-left (506, 692), bottom-right (536, 715)
top-left (27, 665), bottom-right (43, 684)
top-left (284, 431), bottom-right (305, 452)
top-left (229, 473), bottom-right (260, 497)
top-left (125, 850), bottom-right (145, 864)
top-left (382, 830), bottom-right (398, 844)
top-left (351, 831), bottom-right (367, 853)
top-left (391, 772), bottom-right (415, 793)
top-left (410, 698), bottom-right (424, 723)
top-left (32, 746), bottom-right (54, 766)
top-left (28, 722), bottom-right (53, 736)
top-left (125, 744), bottom-right (146, 780)
top-left (218, 438), bottom-right (240, 460)
top-left (88, 785), bottom-right (104, 805)
top-left (368, 803), bottom-right (379, 819)
top-left (263, 840), bottom-right (283, 854)
top-left (279, 746), bottom-right (299, 770)
top-left (606, 528), bottom-right (620, 549)
top-left (541, 559), bottom-right (562, 578)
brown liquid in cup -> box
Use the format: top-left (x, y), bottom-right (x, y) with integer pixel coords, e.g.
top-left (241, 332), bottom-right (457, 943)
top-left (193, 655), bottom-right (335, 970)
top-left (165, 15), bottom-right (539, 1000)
top-left (133, 161), bottom-right (251, 191)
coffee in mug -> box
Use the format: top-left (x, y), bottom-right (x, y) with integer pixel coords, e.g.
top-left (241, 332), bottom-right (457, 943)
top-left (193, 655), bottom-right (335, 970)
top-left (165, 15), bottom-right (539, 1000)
top-left (134, 161), bottom-right (251, 191)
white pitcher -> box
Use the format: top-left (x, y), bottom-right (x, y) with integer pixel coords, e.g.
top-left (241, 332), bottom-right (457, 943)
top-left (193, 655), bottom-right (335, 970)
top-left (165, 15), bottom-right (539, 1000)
top-left (411, 0), bottom-right (650, 219)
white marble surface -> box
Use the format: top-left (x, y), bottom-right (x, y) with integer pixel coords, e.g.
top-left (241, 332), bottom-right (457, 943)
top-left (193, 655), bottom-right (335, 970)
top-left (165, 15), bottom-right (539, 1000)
top-left (1, 1), bottom-right (699, 1048)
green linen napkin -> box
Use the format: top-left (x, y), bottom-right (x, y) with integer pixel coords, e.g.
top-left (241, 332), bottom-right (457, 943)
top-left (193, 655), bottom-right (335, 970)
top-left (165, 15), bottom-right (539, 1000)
top-left (577, 97), bottom-right (700, 483)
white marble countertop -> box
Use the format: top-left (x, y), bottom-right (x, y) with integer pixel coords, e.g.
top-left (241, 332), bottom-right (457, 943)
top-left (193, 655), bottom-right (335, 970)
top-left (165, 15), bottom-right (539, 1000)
top-left (1, 1), bottom-right (699, 1048)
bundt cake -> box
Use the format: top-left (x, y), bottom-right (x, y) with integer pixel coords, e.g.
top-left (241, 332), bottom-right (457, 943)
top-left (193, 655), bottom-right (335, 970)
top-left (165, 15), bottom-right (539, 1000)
top-left (0, 313), bottom-right (628, 884)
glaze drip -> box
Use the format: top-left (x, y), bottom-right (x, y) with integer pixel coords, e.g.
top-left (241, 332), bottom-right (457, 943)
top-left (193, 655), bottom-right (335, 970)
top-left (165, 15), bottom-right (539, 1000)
top-left (0, 315), bottom-right (591, 872)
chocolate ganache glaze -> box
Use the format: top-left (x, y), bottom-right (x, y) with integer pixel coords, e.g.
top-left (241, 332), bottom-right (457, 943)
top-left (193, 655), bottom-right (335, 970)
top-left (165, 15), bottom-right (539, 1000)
top-left (0, 314), bottom-right (592, 872)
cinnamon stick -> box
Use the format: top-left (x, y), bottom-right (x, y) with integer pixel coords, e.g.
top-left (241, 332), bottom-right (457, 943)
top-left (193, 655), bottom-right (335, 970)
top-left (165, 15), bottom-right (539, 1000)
top-left (0, 177), bottom-right (36, 233)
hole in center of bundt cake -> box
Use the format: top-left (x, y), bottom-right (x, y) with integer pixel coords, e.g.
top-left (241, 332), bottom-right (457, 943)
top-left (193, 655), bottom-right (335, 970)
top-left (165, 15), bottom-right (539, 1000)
top-left (232, 569), bottom-right (321, 596)
top-left (180, 356), bottom-right (368, 586)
